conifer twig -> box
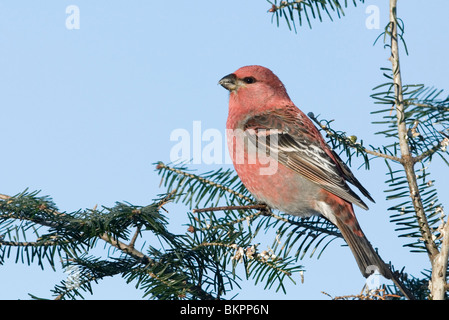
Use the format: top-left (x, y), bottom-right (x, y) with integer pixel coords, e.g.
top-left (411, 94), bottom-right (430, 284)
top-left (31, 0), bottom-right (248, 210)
top-left (193, 204), bottom-right (268, 213)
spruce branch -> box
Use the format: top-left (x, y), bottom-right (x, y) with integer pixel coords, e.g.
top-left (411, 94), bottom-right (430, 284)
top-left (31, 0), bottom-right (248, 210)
top-left (388, 0), bottom-right (447, 299)
top-left (308, 112), bottom-right (402, 163)
top-left (267, 0), bottom-right (365, 32)
top-left (388, 0), bottom-right (438, 259)
top-left (155, 162), bottom-right (253, 207)
top-left (0, 191), bottom-right (217, 300)
top-left (193, 204), bottom-right (267, 213)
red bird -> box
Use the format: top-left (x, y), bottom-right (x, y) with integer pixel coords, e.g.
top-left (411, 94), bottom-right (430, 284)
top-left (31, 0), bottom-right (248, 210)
top-left (219, 65), bottom-right (390, 279)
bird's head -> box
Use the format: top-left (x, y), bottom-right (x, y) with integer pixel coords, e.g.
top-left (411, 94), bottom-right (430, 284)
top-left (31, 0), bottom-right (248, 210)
top-left (219, 65), bottom-right (290, 111)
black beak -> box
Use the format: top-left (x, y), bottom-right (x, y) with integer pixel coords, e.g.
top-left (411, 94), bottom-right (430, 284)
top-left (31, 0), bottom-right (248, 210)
top-left (218, 73), bottom-right (237, 91)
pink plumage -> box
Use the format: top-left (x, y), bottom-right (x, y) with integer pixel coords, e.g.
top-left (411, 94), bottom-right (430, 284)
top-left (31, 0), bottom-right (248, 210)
top-left (219, 65), bottom-right (390, 279)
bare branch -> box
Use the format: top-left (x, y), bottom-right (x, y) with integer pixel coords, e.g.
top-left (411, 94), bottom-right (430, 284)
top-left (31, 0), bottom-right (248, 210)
top-left (128, 225), bottom-right (142, 250)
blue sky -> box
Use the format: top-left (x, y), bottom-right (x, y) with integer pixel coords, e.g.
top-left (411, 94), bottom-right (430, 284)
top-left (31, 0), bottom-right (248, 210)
top-left (0, 0), bottom-right (448, 300)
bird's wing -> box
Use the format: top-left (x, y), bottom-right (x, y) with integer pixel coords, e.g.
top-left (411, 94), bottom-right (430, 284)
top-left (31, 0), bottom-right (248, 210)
top-left (326, 148), bottom-right (375, 203)
top-left (243, 107), bottom-right (373, 210)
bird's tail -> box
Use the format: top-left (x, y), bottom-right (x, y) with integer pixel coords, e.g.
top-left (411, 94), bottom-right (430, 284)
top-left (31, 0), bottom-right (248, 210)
top-left (335, 219), bottom-right (415, 300)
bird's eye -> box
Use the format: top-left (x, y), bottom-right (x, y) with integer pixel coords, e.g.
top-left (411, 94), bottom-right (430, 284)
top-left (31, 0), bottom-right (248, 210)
top-left (243, 77), bottom-right (256, 84)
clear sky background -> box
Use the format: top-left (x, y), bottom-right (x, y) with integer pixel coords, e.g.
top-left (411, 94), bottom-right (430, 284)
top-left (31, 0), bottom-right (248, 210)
top-left (0, 0), bottom-right (448, 300)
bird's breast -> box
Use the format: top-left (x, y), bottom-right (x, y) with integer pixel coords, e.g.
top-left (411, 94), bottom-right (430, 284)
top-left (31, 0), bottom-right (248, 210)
top-left (226, 127), bottom-right (322, 216)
